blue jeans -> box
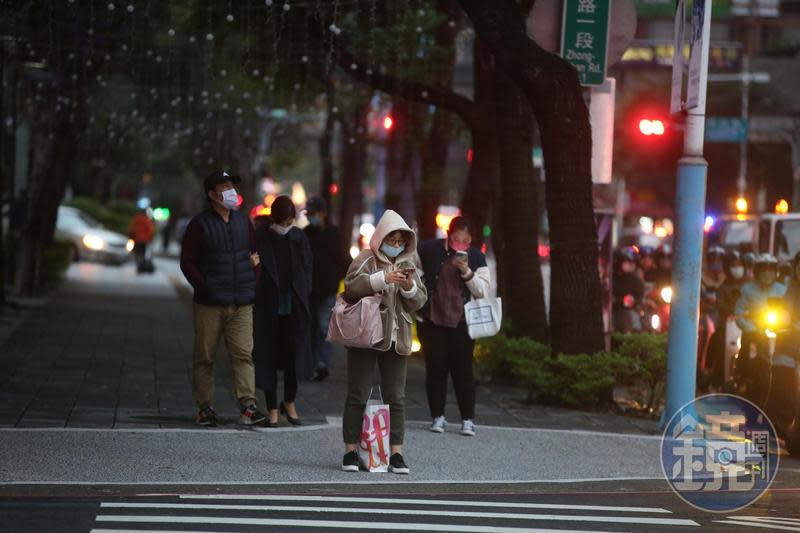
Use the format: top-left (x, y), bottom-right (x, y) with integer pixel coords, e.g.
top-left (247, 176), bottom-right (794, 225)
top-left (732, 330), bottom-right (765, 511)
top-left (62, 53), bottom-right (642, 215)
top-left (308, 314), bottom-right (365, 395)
top-left (312, 294), bottom-right (336, 370)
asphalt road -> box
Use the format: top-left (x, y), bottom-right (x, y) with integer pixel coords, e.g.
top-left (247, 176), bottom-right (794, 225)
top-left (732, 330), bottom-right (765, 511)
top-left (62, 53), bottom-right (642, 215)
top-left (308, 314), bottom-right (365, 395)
top-left (2, 480), bottom-right (800, 533)
top-left (2, 256), bottom-right (800, 531)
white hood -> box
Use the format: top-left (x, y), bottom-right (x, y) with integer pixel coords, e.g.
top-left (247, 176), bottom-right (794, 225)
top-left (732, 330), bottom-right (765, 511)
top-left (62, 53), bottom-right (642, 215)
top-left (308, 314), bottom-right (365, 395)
top-left (369, 210), bottom-right (417, 264)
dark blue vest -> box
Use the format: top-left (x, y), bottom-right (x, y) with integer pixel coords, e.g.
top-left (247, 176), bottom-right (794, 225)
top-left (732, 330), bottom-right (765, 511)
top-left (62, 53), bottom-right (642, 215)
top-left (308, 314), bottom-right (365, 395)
top-left (195, 209), bottom-right (256, 305)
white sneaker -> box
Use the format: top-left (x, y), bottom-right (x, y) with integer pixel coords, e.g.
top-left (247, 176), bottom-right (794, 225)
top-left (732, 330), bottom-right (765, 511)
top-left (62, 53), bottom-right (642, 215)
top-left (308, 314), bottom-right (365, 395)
top-left (461, 419), bottom-right (476, 436)
top-left (430, 416), bottom-right (446, 433)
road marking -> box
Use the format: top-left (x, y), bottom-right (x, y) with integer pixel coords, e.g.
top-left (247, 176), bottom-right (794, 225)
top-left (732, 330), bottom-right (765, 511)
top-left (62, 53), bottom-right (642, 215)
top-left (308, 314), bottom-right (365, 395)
top-left (177, 494), bottom-right (671, 513)
top-left (0, 476), bottom-right (665, 486)
top-left (0, 425), bottom-right (330, 434)
top-left (327, 417), bottom-right (662, 441)
top-left (733, 517), bottom-right (800, 524)
top-left (714, 519), bottom-right (800, 531)
top-left (92, 530), bottom-right (239, 533)
top-left (100, 502), bottom-right (697, 525)
top-left (94, 515), bottom-right (626, 532)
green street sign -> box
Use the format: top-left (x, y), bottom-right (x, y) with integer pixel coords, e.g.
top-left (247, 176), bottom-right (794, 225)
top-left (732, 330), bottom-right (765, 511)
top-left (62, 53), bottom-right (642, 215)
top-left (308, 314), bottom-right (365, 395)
top-left (561, 0), bottom-right (612, 86)
top-left (705, 117), bottom-right (748, 142)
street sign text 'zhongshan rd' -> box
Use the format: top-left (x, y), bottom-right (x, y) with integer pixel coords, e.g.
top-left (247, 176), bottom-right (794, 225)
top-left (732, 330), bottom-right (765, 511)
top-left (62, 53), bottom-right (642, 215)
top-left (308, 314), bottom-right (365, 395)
top-left (561, 0), bottom-right (611, 86)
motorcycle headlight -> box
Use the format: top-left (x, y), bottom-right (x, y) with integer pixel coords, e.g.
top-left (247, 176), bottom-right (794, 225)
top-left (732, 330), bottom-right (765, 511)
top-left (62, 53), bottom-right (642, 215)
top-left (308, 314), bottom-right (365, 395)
top-left (82, 234), bottom-right (106, 251)
top-left (650, 314), bottom-right (661, 331)
top-left (765, 310), bottom-right (779, 327)
top-left (660, 286), bottom-right (672, 304)
top-left (126, 239), bottom-right (135, 253)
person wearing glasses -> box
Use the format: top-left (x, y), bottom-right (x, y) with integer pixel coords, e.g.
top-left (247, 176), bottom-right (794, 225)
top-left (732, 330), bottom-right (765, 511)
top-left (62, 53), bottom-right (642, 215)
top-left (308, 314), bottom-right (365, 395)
top-left (340, 210), bottom-right (427, 474)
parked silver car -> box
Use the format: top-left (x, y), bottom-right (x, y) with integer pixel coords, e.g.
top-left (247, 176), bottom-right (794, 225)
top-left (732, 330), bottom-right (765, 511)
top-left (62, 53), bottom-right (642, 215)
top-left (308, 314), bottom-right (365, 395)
top-left (55, 206), bottom-right (134, 264)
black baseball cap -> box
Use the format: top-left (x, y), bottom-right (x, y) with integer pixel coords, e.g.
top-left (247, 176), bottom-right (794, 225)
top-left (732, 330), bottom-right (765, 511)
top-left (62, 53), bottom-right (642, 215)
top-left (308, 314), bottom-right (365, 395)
top-left (204, 170), bottom-right (241, 193)
top-left (305, 196), bottom-right (328, 214)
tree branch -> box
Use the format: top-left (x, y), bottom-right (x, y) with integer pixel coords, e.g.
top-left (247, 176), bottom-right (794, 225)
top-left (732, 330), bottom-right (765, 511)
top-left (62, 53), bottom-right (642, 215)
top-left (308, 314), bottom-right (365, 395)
top-left (306, 10), bottom-right (479, 132)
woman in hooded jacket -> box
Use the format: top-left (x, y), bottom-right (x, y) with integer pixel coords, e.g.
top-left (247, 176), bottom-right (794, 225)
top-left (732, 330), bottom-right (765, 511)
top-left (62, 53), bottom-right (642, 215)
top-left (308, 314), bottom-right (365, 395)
top-left (340, 210), bottom-right (427, 474)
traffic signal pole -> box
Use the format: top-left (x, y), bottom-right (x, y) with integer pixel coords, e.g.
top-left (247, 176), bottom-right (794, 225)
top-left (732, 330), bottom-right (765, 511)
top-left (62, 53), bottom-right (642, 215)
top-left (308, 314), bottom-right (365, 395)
top-left (661, 0), bottom-right (713, 429)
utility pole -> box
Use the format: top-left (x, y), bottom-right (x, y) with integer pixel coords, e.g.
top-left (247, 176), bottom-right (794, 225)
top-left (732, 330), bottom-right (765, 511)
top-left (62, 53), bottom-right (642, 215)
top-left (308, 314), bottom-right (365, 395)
top-left (738, 55), bottom-right (750, 196)
top-left (661, 0), bottom-right (713, 428)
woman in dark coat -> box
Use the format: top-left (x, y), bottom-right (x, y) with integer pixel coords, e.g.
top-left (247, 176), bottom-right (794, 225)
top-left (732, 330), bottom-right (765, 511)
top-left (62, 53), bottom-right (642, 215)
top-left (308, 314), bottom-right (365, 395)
top-left (253, 195), bottom-right (313, 427)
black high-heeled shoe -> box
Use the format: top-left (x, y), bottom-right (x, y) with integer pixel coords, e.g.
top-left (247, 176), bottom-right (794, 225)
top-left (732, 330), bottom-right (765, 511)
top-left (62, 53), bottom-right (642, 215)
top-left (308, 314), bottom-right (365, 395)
top-left (279, 402), bottom-right (302, 426)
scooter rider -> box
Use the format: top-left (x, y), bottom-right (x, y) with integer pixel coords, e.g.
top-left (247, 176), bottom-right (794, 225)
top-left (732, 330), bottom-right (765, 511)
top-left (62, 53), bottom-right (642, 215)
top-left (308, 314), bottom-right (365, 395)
top-left (637, 246), bottom-right (657, 283)
top-left (651, 244), bottom-right (673, 288)
top-left (706, 251), bottom-right (746, 388)
top-left (613, 247), bottom-right (646, 333)
top-left (702, 246), bottom-right (727, 293)
top-left (784, 252), bottom-right (800, 330)
top-left (735, 253), bottom-right (787, 358)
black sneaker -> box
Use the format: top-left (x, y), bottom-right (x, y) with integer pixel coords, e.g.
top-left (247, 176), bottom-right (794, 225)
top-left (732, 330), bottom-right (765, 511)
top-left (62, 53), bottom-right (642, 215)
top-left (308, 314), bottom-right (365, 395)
top-left (342, 450), bottom-right (360, 472)
top-left (389, 453), bottom-right (410, 475)
top-left (312, 367), bottom-right (330, 382)
top-left (238, 404), bottom-right (267, 426)
top-left (196, 405), bottom-right (218, 427)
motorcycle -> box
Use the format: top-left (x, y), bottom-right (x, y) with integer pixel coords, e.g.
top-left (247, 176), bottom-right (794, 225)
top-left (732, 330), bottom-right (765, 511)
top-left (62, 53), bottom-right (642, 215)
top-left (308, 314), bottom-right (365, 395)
top-left (643, 284), bottom-right (672, 333)
top-left (731, 298), bottom-right (800, 455)
top-left (613, 293), bottom-right (644, 334)
top-left (696, 291), bottom-right (717, 385)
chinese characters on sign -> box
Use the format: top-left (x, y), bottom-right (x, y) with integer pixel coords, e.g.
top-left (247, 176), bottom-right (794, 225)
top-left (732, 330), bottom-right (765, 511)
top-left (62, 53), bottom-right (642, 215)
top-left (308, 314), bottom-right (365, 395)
top-left (560, 0), bottom-right (611, 86)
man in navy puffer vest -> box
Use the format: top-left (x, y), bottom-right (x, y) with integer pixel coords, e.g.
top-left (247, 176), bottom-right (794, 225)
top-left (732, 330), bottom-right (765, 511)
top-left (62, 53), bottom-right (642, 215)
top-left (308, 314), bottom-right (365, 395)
top-left (180, 171), bottom-right (266, 427)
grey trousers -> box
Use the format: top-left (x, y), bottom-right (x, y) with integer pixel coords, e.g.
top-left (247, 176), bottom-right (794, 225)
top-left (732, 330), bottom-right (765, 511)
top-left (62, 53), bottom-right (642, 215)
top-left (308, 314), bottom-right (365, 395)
top-left (342, 346), bottom-right (408, 446)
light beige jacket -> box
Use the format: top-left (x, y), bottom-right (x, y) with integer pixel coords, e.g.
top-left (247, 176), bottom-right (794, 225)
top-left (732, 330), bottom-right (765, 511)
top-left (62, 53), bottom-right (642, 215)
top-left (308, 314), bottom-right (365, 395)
top-left (344, 210), bottom-right (428, 355)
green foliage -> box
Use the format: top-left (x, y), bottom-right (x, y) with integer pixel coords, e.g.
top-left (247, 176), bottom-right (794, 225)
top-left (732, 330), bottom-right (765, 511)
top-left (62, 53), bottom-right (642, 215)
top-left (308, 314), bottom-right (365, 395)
top-left (66, 197), bottom-right (137, 235)
top-left (613, 333), bottom-right (668, 412)
top-left (474, 322), bottom-right (523, 380)
top-left (476, 331), bottom-right (667, 412)
top-left (549, 352), bottom-right (638, 408)
top-left (41, 241), bottom-right (74, 284)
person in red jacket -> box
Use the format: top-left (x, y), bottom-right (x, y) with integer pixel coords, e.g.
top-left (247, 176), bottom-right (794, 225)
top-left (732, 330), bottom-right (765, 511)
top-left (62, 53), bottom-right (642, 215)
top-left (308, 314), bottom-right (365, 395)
top-left (128, 210), bottom-right (155, 272)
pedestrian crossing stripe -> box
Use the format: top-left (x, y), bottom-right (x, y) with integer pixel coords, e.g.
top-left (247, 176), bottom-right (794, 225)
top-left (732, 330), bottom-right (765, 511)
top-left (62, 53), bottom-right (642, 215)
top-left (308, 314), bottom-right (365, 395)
top-left (177, 493), bottom-right (673, 513)
top-left (98, 502), bottom-right (698, 526)
top-left (92, 515), bottom-right (631, 533)
top-left (714, 516), bottom-right (800, 531)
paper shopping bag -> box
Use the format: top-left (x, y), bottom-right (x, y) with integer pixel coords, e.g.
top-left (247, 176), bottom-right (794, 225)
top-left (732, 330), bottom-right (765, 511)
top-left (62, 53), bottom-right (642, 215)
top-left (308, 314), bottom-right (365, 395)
top-left (358, 391), bottom-right (391, 473)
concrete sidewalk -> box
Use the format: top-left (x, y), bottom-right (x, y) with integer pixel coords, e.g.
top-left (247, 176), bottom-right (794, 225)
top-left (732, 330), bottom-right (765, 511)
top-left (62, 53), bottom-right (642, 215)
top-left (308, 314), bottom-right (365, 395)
top-left (0, 258), bottom-right (658, 435)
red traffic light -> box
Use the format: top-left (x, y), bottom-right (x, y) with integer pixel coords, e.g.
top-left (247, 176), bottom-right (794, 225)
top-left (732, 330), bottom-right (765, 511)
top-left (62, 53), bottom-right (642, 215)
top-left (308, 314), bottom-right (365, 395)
top-left (639, 119), bottom-right (665, 136)
top-left (383, 116), bottom-right (394, 130)
top-left (329, 183), bottom-right (339, 196)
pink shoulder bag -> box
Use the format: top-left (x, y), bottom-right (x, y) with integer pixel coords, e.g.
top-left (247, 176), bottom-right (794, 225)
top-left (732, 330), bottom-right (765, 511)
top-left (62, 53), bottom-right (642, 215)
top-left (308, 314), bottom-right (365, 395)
top-left (326, 293), bottom-right (384, 349)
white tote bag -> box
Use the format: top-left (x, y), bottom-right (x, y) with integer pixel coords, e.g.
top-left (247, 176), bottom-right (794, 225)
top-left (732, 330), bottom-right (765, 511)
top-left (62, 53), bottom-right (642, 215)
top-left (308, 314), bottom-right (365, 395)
top-left (464, 297), bottom-right (502, 339)
top-left (358, 388), bottom-right (391, 473)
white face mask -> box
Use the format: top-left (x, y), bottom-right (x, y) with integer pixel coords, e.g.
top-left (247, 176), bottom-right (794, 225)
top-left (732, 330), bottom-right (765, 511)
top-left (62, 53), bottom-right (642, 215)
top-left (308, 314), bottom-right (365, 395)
top-left (730, 266), bottom-right (745, 279)
top-left (271, 223), bottom-right (292, 236)
top-left (220, 189), bottom-right (239, 209)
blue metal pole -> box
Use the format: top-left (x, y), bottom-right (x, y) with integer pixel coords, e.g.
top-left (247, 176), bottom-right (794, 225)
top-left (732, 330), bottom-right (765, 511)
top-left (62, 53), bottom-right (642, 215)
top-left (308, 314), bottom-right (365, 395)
top-left (660, 0), bottom-right (713, 430)
top-left (661, 158), bottom-right (707, 428)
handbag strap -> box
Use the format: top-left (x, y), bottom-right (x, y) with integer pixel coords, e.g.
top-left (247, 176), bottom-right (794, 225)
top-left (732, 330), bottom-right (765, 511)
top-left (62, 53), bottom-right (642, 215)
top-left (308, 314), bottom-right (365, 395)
top-left (367, 386), bottom-right (383, 403)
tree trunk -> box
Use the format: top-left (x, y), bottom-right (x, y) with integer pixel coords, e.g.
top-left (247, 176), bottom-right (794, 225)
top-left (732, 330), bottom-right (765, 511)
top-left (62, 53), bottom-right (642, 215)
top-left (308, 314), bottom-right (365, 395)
top-left (494, 68), bottom-right (548, 343)
top-left (460, 38), bottom-right (499, 252)
top-left (458, 0), bottom-right (604, 355)
top-left (384, 99), bottom-right (419, 224)
top-left (319, 77), bottom-right (336, 209)
top-left (338, 102), bottom-right (369, 256)
top-left (417, 0), bottom-right (460, 241)
top-left (15, 109), bottom-right (84, 296)
top-left (418, 108), bottom-right (451, 240)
